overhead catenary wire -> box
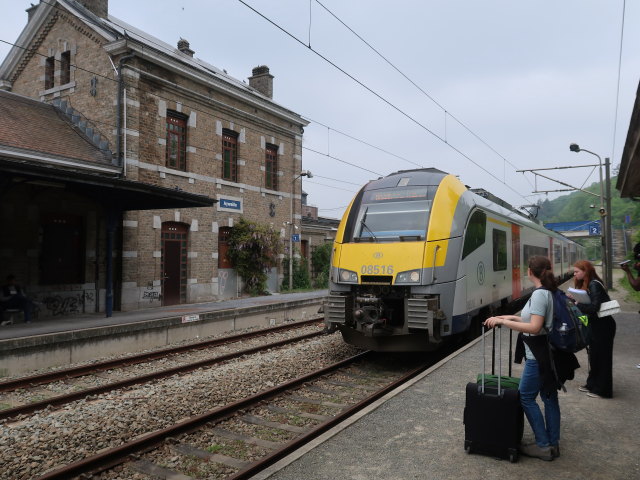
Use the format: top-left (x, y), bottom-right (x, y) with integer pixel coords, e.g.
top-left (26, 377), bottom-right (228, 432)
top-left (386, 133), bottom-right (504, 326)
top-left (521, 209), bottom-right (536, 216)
top-left (318, 205), bottom-right (349, 211)
top-left (237, 0), bottom-right (532, 204)
top-left (313, 0), bottom-right (526, 175)
top-left (311, 174), bottom-right (363, 186)
top-left (304, 179), bottom-right (358, 193)
top-left (303, 116), bottom-right (423, 168)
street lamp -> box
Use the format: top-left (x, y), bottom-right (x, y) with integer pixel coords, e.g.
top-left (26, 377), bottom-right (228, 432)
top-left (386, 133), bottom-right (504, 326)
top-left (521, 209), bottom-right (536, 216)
top-left (289, 170), bottom-right (312, 290)
top-left (569, 143), bottom-right (612, 288)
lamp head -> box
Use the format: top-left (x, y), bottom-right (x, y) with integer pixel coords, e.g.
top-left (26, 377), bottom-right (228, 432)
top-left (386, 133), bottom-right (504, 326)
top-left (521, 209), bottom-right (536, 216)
top-left (569, 143), bottom-right (581, 152)
top-left (299, 170), bottom-right (313, 178)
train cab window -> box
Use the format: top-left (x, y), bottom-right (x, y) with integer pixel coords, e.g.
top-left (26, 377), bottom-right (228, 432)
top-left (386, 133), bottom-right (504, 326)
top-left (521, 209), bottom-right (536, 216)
top-left (348, 186), bottom-right (433, 242)
top-left (462, 210), bottom-right (486, 259)
top-left (492, 229), bottom-right (507, 271)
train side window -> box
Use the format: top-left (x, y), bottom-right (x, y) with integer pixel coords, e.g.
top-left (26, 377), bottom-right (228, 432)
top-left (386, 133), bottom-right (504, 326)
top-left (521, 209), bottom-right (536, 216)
top-left (523, 245), bottom-right (549, 265)
top-left (462, 210), bottom-right (486, 259)
top-left (492, 229), bottom-right (507, 271)
top-left (554, 244), bottom-right (562, 264)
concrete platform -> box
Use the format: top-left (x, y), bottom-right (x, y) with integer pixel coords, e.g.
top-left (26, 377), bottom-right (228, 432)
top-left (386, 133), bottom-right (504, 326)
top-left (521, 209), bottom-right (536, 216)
top-left (259, 276), bottom-right (640, 480)
top-left (0, 290), bottom-right (327, 376)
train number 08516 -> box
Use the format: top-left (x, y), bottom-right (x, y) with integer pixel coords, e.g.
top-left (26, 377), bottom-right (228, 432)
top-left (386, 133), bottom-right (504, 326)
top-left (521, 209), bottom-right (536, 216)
top-left (360, 265), bottom-right (394, 275)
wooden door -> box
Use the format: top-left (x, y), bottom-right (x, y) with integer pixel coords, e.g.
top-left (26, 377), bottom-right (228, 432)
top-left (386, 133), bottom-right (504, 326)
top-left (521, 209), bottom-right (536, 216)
top-left (161, 222), bottom-right (188, 306)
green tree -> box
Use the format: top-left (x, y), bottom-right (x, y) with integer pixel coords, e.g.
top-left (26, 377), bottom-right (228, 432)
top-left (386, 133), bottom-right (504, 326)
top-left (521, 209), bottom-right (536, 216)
top-left (311, 242), bottom-right (332, 288)
top-left (227, 218), bottom-right (282, 295)
top-left (538, 175), bottom-right (640, 228)
top-left (281, 250), bottom-right (312, 291)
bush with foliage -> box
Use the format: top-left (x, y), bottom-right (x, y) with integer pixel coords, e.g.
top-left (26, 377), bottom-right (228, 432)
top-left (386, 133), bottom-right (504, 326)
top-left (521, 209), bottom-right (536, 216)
top-left (311, 242), bottom-right (332, 288)
top-left (227, 218), bottom-right (282, 295)
top-left (281, 253), bottom-right (311, 291)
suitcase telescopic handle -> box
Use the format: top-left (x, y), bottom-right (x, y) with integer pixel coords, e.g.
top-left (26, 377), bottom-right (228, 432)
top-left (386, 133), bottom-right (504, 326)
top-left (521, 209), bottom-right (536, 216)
top-left (482, 324), bottom-right (504, 395)
top-left (497, 325), bottom-right (502, 396)
top-left (481, 325), bottom-right (486, 393)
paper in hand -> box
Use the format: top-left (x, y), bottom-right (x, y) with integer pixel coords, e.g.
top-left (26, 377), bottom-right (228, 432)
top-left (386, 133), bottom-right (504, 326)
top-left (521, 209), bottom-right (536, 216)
top-left (567, 287), bottom-right (591, 304)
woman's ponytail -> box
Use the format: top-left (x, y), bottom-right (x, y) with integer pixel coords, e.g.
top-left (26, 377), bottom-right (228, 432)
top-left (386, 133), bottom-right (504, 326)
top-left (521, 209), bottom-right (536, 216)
top-left (529, 256), bottom-right (558, 291)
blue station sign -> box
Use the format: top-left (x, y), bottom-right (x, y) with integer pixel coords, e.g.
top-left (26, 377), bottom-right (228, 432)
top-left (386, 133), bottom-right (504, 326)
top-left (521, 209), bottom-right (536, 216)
top-left (217, 196), bottom-right (243, 213)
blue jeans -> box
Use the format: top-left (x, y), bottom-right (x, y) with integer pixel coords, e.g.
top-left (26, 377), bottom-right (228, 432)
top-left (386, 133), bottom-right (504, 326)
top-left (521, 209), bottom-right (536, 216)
top-left (519, 358), bottom-right (560, 447)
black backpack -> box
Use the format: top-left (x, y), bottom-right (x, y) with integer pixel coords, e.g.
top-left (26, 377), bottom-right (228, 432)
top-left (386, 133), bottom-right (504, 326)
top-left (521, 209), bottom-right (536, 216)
top-left (546, 289), bottom-right (590, 353)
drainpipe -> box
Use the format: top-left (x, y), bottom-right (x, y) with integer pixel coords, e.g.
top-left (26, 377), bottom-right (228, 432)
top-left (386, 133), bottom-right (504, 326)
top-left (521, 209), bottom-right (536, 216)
top-left (106, 208), bottom-right (116, 317)
top-left (115, 53), bottom-right (135, 169)
top-left (108, 53), bottom-right (134, 317)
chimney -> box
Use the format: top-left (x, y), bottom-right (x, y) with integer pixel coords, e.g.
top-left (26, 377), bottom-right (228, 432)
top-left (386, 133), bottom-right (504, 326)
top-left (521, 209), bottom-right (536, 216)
top-left (249, 65), bottom-right (274, 99)
top-left (26, 2), bottom-right (40, 22)
top-left (78, 0), bottom-right (109, 18)
top-left (177, 38), bottom-right (194, 57)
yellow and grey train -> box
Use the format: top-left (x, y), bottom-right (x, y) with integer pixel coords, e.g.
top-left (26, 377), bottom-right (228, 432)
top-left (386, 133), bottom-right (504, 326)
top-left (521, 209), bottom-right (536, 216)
top-left (325, 168), bottom-right (584, 352)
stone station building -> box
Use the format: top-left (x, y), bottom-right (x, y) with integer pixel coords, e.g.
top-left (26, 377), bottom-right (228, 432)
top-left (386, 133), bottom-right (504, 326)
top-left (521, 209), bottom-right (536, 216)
top-left (0, 0), bottom-right (309, 318)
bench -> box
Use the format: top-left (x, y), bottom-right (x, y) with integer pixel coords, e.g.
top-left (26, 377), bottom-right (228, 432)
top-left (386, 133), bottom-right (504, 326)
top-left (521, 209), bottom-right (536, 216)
top-left (1, 308), bottom-right (23, 326)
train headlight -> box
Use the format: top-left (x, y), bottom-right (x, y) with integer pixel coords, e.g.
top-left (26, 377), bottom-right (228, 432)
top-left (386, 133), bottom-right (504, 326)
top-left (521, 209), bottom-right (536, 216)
top-left (339, 269), bottom-right (358, 283)
top-left (395, 269), bottom-right (421, 284)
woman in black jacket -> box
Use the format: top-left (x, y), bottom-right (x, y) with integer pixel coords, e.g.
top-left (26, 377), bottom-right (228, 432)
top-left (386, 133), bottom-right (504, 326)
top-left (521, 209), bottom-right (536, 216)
top-left (572, 260), bottom-right (616, 398)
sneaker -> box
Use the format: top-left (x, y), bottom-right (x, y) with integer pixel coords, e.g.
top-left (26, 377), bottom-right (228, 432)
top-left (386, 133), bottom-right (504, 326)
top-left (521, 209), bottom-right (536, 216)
top-left (636, 364), bottom-right (640, 369)
top-left (520, 443), bottom-right (554, 461)
top-left (578, 385), bottom-right (590, 392)
top-left (550, 444), bottom-right (561, 459)
top-left (587, 392), bottom-right (603, 399)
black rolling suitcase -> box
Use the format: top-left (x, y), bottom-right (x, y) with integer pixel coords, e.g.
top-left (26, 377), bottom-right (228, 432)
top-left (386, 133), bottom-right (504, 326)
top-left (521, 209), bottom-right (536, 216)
top-left (463, 326), bottom-right (524, 463)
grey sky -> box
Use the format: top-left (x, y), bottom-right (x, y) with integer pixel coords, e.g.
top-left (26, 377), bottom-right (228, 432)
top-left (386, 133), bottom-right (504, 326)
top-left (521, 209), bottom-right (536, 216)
top-left (2, 1), bottom-right (638, 220)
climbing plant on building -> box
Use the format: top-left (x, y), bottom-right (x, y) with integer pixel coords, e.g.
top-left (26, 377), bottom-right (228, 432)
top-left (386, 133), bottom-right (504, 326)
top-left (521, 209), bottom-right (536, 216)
top-left (227, 218), bottom-right (282, 295)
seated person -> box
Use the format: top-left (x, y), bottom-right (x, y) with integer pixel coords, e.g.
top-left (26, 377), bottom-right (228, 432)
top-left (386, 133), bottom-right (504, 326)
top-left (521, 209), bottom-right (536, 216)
top-left (1, 274), bottom-right (34, 324)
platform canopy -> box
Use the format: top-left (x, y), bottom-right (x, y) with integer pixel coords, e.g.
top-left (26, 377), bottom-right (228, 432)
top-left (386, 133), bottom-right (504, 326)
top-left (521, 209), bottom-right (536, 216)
top-left (618, 81), bottom-right (640, 199)
top-left (0, 90), bottom-right (214, 211)
top-left (544, 220), bottom-right (602, 238)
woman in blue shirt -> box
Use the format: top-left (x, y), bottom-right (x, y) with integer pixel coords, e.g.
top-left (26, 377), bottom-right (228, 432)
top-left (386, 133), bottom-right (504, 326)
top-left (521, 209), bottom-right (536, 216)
top-left (484, 255), bottom-right (558, 462)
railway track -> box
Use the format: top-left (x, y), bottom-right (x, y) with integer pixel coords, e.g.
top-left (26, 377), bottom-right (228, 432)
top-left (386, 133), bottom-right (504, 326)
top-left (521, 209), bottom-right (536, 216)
top-left (35, 351), bottom-right (432, 480)
top-left (0, 319), bottom-right (324, 421)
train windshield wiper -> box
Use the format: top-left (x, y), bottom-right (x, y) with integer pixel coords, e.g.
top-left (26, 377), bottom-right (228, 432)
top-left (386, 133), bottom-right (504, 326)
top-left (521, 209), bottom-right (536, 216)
top-left (357, 208), bottom-right (377, 242)
top-left (359, 221), bottom-right (377, 242)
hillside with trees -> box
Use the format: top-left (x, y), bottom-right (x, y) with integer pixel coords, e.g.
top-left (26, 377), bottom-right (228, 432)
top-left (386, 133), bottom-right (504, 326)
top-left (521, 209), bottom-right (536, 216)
top-left (536, 175), bottom-right (640, 229)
